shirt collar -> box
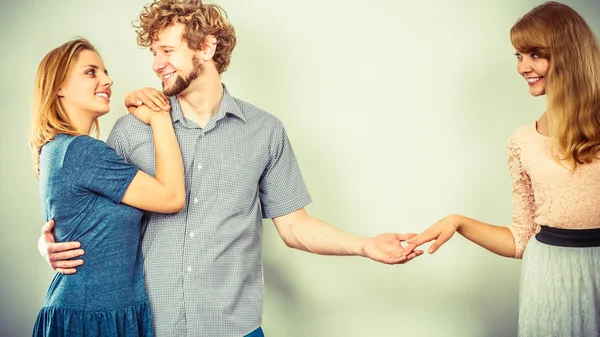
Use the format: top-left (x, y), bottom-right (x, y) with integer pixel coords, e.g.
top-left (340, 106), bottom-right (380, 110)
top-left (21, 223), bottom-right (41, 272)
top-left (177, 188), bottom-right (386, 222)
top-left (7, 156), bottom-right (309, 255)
top-left (167, 84), bottom-right (246, 125)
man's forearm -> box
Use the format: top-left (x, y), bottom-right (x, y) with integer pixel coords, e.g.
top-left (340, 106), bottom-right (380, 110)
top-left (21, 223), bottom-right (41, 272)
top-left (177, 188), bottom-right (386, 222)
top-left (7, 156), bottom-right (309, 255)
top-left (278, 213), bottom-right (369, 256)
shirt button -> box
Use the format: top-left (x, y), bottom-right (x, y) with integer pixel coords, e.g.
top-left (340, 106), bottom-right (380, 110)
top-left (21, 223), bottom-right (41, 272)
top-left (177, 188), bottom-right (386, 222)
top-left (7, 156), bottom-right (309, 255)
top-left (187, 266), bottom-right (192, 272)
top-left (197, 163), bottom-right (203, 170)
top-left (190, 231), bottom-right (195, 238)
top-left (194, 197), bottom-right (199, 203)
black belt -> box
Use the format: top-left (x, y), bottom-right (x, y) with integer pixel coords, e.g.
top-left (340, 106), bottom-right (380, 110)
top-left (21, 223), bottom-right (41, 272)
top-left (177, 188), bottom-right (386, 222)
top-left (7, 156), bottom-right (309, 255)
top-left (535, 225), bottom-right (600, 248)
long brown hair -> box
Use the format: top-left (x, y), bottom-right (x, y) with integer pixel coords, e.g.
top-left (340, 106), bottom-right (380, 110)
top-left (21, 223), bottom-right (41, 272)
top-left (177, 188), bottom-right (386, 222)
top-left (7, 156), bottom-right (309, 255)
top-left (134, 0), bottom-right (236, 74)
top-left (30, 38), bottom-right (99, 177)
top-left (510, 1), bottom-right (600, 168)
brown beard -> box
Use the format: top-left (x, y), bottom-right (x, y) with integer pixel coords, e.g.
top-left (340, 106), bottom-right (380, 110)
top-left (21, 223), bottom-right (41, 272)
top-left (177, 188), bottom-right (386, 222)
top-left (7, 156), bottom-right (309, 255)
top-left (163, 55), bottom-right (202, 97)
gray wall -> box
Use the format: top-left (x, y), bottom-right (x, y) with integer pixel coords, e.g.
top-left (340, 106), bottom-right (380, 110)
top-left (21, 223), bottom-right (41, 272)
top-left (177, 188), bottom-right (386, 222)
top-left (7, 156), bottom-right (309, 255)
top-left (2, 0), bottom-right (599, 336)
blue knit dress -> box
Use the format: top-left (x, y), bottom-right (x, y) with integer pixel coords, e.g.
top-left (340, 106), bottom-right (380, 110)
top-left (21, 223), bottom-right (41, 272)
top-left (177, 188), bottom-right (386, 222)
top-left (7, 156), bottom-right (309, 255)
top-left (33, 134), bottom-right (153, 337)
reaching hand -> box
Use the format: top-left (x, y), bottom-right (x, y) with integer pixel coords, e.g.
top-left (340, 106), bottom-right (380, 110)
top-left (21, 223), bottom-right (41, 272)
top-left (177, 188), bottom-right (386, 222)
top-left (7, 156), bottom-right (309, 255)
top-left (402, 216), bottom-right (459, 257)
top-left (362, 233), bottom-right (424, 265)
top-left (38, 220), bottom-right (84, 274)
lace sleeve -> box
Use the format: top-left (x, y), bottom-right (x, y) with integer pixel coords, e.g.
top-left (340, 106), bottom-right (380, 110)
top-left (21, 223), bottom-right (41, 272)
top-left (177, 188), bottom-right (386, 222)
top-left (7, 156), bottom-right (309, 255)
top-left (507, 133), bottom-right (538, 259)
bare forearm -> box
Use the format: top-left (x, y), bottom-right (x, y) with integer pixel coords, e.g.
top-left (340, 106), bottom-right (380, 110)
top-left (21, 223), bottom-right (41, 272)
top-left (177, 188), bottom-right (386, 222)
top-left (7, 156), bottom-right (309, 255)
top-left (453, 214), bottom-right (516, 258)
top-left (280, 214), bottom-right (368, 256)
top-left (150, 115), bottom-right (185, 202)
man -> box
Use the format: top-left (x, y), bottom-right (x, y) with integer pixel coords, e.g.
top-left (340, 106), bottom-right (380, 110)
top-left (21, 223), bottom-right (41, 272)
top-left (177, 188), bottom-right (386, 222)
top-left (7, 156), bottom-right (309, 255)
top-left (38, 1), bottom-right (422, 336)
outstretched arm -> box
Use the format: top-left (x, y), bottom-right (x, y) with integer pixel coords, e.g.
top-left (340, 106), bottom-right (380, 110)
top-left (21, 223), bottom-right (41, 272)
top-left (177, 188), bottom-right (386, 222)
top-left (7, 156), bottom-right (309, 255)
top-left (402, 132), bottom-right (537, 259)
top-left (402, 214), bottom-right (516, 257)
top-left (273, 208), bottom-right (423, 265)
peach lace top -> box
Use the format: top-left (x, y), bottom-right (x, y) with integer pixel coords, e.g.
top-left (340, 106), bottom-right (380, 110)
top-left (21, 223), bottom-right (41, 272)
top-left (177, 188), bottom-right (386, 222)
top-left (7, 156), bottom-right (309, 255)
top-left (507, 122), bottom-right (600, 258)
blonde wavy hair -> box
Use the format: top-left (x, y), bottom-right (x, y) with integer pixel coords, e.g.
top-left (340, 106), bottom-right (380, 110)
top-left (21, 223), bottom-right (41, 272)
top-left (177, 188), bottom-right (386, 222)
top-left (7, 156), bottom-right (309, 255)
top-left (134, 0), bottom-right (236, 74)
top-left (30, 38), bottom-right (100, 177)
top-left (510, 1), bottom-right (600, 169)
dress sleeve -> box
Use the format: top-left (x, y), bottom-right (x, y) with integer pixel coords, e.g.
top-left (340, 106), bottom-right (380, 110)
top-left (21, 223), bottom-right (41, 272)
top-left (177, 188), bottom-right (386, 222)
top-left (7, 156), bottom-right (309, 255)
top-left (64, 136), bottom-right (138, 204)
top-left (507, 132), bottom-right (538, 259)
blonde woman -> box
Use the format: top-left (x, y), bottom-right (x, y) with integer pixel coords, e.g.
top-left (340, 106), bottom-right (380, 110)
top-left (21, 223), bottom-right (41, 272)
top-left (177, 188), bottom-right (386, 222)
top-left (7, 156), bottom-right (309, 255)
top-left (31, 39), bottom-right (185, 336)
top-left (404, 2), bottom-right (600, 336)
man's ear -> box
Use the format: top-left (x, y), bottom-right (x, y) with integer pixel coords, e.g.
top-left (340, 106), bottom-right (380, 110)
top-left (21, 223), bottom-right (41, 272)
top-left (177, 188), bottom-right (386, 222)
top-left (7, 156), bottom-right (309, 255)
top-left (200, 34), bottom-right (218, 61)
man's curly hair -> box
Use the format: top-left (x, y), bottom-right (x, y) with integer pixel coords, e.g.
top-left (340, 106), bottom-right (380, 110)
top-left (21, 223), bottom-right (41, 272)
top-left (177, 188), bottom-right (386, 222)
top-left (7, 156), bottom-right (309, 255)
top-left (134, 0), bottom-right (236, 73)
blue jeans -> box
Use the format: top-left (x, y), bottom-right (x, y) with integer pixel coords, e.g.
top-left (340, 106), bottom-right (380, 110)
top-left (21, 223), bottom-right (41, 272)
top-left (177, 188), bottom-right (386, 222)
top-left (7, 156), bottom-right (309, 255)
top-left (245, 327), bottom-right (264, 337)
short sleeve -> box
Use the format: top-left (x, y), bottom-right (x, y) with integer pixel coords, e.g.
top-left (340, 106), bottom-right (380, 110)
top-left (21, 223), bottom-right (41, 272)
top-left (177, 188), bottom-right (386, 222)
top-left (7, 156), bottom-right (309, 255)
top-left (259, 122), bottom-right (312, 218)
top-left (507, 132), bottom-right (538, 259)
top-left (64, 136), bottom-right (138, 204)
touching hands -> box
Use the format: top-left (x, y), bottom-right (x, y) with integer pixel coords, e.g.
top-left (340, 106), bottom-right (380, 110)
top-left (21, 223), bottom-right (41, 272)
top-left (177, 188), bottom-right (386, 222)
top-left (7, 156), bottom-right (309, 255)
top-left (124, 87), bottom-right (170, 113)
top-left (361, 233), bottom-right (424, 265)
top-left (130, 104), bottom-right (171, 125)
top-left (402, 215), bottom-right (460, 257)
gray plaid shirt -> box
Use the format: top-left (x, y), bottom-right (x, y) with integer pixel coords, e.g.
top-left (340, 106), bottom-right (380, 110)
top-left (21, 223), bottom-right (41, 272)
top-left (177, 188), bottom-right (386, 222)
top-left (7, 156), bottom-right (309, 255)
top-left (106, 85), bottom-right (312, 337)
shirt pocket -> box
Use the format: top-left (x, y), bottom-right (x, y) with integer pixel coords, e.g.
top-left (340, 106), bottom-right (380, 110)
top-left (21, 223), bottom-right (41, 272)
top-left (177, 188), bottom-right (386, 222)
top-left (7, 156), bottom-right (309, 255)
top-left (217, 149), bottom-right (265, 212)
